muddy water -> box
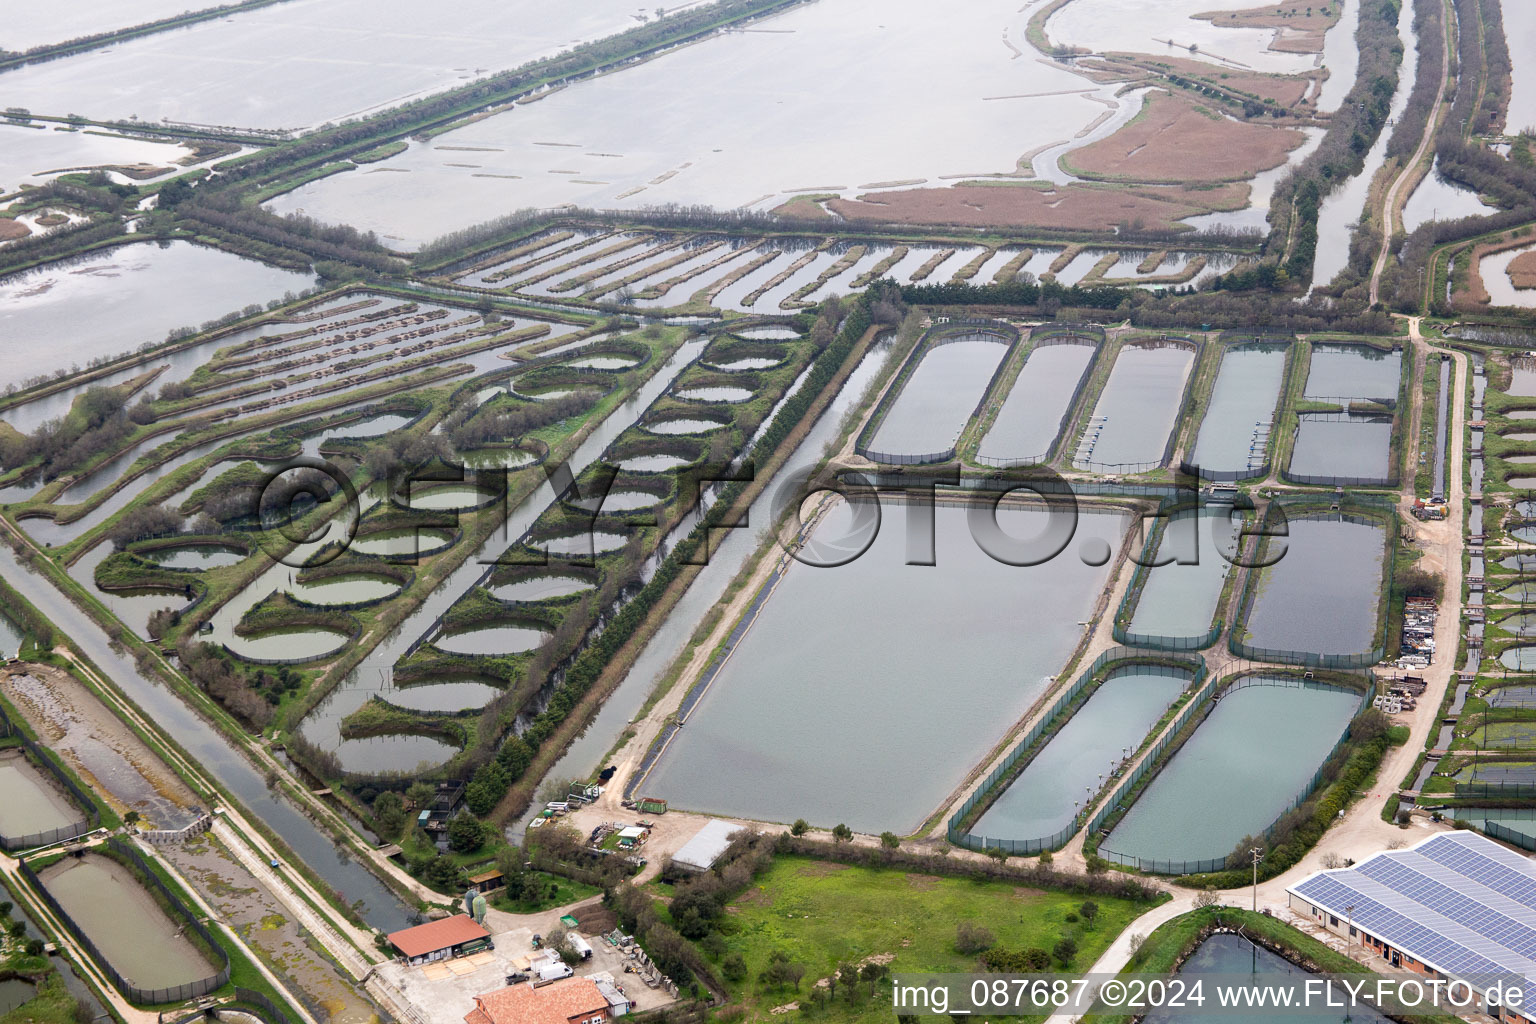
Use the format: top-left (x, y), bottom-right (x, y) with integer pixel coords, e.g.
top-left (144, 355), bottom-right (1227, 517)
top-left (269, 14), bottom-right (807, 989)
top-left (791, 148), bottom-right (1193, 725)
top-left (0, 750), bottom-right (82, 838)
top-left (0, 978), bottom-right (36, 1015)
top-left (978, 342), bottom-right (1095, 464)
top-left (0, 546), bottom-right (414, 931)
top-left (2, 669), bottom-right (198, 828)
top-left (162, 832), bottom-right (378, 1024)
top-left (0, 242), bottom-right (313, 385)
top-left (0, 613), bottom-right (22, 659)
top-left (40, 854), bottom-right (214, 989)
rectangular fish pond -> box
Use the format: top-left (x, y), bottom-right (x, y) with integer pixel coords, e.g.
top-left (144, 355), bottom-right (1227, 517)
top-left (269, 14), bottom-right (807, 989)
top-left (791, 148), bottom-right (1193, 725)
top-left (969, 665), bottom-right (1189, 848)
top-left (642, 499), bottom-right (1131, 834)
top-left (863, 333), bottom-right (1010, 460)
top-left (0, 749), bottom-right (86, 845)
top-left (1099, 677), bottom-right (1363, 873)
top-left (1303, 342), bottom-right (1403, 402)
top-left (1121, 509), bottom-right (1241, 644)
top-left (976, 339), bottom-right (1096, 465)
top-left (1188, 343), bottom-right (1287, 477)
top-left (1236, 513), bottom-right (1389, 662)
top-left (1287, 415), bottom-right (1395, 484)
top-left (1074, 342), bottom-right (1194, 471)
top-left (36, 850), bottom-right (222, 997)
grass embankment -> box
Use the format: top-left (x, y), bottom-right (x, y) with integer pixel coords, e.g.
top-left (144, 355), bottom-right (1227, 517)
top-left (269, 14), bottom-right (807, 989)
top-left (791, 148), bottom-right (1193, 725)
top-left (1100, 907), bottom-right (1463, 1024)
top-left (710, 855), bottom-right (1144, 1024)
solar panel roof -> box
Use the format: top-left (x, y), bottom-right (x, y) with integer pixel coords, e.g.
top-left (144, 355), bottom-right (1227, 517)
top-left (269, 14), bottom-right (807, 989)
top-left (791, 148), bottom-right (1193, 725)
top-left (1289, 832), bottom-right (1536, 1005)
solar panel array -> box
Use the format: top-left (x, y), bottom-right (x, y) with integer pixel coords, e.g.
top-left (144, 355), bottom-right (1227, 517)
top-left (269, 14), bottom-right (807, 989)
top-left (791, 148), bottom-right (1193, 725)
top-left (1291, 832), bottom-right (1536, 1006)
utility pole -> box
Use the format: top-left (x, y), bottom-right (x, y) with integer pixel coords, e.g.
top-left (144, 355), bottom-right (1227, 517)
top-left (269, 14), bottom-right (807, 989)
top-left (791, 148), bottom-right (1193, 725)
top-left (1345, 904), bottom-right (1355, 956)
top-left (1251, 847), bottom-right (1263, 912)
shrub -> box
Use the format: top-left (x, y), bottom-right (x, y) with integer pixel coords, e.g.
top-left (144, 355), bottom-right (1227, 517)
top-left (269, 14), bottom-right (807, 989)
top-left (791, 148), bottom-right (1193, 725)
top-left (955, 922), bottom-right (995, 955)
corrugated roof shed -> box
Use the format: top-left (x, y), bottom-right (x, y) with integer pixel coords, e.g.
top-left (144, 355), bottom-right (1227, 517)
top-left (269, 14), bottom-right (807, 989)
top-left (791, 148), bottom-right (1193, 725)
top-left (388, 915), bottom-right (489, 958)
top-left (1288, 831), bottom-right (1536, 1007)
top-left (672, 819), bottom-right (742, 871)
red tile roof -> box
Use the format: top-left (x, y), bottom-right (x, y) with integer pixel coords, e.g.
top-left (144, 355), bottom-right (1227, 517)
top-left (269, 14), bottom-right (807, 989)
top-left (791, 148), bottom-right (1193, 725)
top-left (467, 979), bottom-right (608, 1024)
top-left (387, 915), bottom-right (489, 958)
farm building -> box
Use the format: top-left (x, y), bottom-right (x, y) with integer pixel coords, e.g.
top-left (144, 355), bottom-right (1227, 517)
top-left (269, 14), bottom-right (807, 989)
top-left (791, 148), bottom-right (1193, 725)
top-left (465, 977), bottom-right (612, 1024)
top-left (387, 914), bottom-right (492, 966)
top-left (671, 819), bottom-right (742, 872)
top-left (1287, 831), bottom-right (1536, 1023)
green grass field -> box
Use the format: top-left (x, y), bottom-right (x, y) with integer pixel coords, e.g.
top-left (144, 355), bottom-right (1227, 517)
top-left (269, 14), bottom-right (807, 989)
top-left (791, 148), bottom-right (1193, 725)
top-left (710, 856), bottom-right (1145, 1023)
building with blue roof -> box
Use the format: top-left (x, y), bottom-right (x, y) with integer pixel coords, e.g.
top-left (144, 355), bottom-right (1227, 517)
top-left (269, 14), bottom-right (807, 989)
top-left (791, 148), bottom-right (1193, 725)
top-left (1287, 830), bottom-right (1536, 1024)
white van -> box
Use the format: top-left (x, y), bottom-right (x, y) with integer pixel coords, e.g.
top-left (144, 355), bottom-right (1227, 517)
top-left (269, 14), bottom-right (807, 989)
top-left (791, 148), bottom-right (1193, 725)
top-left (537, 962), bottom-right (574, 983)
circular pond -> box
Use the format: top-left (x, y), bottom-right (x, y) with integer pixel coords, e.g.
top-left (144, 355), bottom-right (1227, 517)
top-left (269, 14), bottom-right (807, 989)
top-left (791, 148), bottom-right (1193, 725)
top-left (293, 574), bottom-right (402, 606)
top-left (675, 386), bottom-right (754, 403)
top-left (706, 357), bottom-right (782, 372)
top-left (643, 417), bottom-right (728, 436)
top-left (570, 490), bottom-right (664, 514)
top-left (1508, 432), bottom-right (1536, 443)
top-left (435, 624), bottom-right (549, 655)
top-left (352, 527), bottom-right (455, 558)
top-left (386, 679), bottom-right (502, 713)
top-left (460, 448), bottom-right (535, 470)
top-left (329, 413), bottom-right (414, 439)
top-left (567, 354), bottom-right (639, 370)
top-left (491, 574), bottom-right (593, 602)
top-left (733, 326), bottom-right (801, 340)
top-left (404, 483), bottom-right (499, 511)
top-left (143, 545), bottom-right (245, 570)
top-left (232, 627), bottom-right (350, 663)
top-left (539, 531), bottom-right (627, 557)
top-left (1502, 646), bottom-right (1536, 671)
top-left (616, 454), bottom-right (691, 473)
top-left (1510, 476), bottom-right (1536, 490)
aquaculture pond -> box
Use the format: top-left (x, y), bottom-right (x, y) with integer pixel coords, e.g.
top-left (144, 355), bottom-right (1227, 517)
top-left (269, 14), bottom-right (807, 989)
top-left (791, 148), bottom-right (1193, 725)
top-left (867, 337), bottom-right (1009, 458)
top-left (1462, 807), bottom-right (1536, 844)
top-left (142, 545), bottom-right (246, 571)
top-left (570, 490), bottom-right (663, 514)
top-left (707, 357), bottom-right (783, 371)
top-left (490, 575), bottom-right (592, 602)
top-left (39, 855), bottom-right (215, 990)
top-left (1304, 343), bottom-right (1402, 401)
top-left (0, 242), bottom-right (314, 385)
top-left (567, 354), bottom-right (641, 370)
top-left (0, 752), bottom-right (81, 840)
top-left (972, 667), bottom-right (1187, 844)
top-left (976, 341), bottom-right (1095, 464)
top-left (0, 612), bottom-right (22, 659)
top-left (458, 448), bottom-right (535, 470)
top-left (1102, 680), bottom-right (1361, 870)
top-left (644, 501), bottom-right (1130, 833)
top-left (615, 454), bottom-right (691, 473)
top-left (1124, 510), bottom-right (1240, 641)
top-left (1240, 515), bottom-right (1386, 658)
top-left (1189, 344), bottom-right (1287, 476)
top-left (733, 326), bottom-right (802, 340)
top-left (1075, 344), bottom-right (1193, 470)
top-left (536, 531), bottom-right (628, 557)
top-left (1288, 416), bottom-right (1394, 482)
top-left (0, 979), bottom-right (35, 1016)
top-left (227, 628), bottom-right (350, 663)
top-left (291, 575), bottom-right (402, 606)
top-left (674, 386), bottom-right (754, 403)
top-left (643, 417), bottom-right (727, 436)
top-left (350, 528), bottom-right (456, 558)
top-left (1499, 647), bottom-right (1536, 671)
top-left (1144, 933), bottom-right (1392, 1024)
top-left (402, 484), bottom-right (497, 512)
top-left (434, 624), bottom-right (548, 656)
